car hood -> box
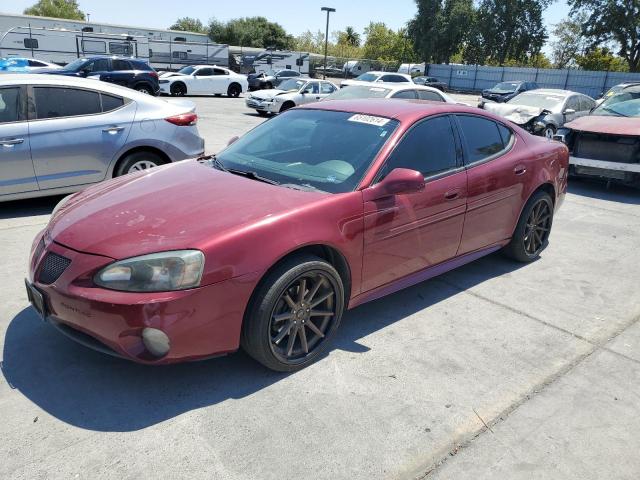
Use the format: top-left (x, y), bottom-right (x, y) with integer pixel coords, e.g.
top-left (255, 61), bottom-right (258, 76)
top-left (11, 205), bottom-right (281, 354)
top-left (250, 89), bottom-right (296, 100)
top-left (160, 72), bottom-right (188, 79)
top-left (48, 160), bottom-right (327, 259)
top-left (483, 88), bottom-right (514, 96)
top-left (564, 115), bottom-right (640, 135)
top-left (483, 102), bottom-right (545, 125)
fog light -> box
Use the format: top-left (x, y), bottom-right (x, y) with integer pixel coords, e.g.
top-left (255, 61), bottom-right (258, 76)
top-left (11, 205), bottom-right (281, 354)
top-left (142, 328), bottom-right (170, 358)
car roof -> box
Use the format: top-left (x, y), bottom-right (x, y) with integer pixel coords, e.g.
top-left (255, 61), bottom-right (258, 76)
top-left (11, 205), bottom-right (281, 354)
top-left (0, 73), bottom-right (148, 97)
top-left (302, 98), bottom-right (479, 122)
top-left (521, 88), bottom-right (576, 97)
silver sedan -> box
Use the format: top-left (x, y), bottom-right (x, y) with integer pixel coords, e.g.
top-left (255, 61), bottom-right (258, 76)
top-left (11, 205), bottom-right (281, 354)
top-left (0, 74), bottom-right (205, 202)
top-left (245, 78), bottom-right (338, 116)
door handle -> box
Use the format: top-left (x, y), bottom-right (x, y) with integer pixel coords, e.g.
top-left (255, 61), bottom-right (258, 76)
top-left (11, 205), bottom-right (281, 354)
top-left (514, 165), bottom-right (527, 175)
top-left (0, 138), bottom-right (24, 147)
top-left (102, 126), bottom-right (125, 134)
top-left (444, 190), bottom-right (460, 200)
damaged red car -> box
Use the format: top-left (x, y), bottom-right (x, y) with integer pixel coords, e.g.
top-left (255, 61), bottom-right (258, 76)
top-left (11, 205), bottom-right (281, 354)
top-left (556, 83), bottom-right (640, 186)
top-left (26, 100), bottom-right (568, 371)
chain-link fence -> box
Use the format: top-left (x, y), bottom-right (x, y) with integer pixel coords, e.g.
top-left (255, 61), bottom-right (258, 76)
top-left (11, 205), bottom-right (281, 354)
top-left (308, 55), bottom-right (405, 79)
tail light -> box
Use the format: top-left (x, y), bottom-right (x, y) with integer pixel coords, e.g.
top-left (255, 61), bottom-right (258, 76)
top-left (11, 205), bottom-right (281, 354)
top-left (149, 71), bottom-right (159, 79)
top-left (165, 113), bottom-right (197, 126)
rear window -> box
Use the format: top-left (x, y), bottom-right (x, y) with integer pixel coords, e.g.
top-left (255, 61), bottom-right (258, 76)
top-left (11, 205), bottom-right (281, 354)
top-left (328, 85), bottom-right (391, 99)
top-left (33, 87), bottom-right (102, 119)
top-left (418, 90), bottom-right (444, 102)
top-left (112, 59), bottom-right (131, 71)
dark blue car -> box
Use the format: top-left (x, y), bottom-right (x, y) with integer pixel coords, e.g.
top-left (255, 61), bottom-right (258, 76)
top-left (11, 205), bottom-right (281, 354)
top-left (37, 56), bottom-right (160, 95)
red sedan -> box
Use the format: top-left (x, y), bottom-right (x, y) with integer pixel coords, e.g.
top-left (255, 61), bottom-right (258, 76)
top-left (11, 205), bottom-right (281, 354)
top-left (26, 100), bottom-right (568, 371)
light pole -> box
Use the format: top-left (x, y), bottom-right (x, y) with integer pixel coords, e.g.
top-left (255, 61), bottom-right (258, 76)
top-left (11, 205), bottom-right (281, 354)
top-left (321, 7), bottom-right (335, 79)
top-left (86, 13), bottom-right (90, 22)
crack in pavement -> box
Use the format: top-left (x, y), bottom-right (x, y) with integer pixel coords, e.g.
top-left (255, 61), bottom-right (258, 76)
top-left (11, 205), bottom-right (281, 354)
top-left (413, 279), bottom-right (640, 479)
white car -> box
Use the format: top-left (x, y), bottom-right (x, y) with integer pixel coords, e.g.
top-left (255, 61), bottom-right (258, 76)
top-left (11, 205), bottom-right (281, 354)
top-left (341, 71), bottom-right (413, 88)
top-left (159, 65), bottom-right (248, 97)
top-left (245, 78), bottom-right (338, 116)
top-left (325, 83), bottom-right (462, 104)
top-left (0, 57), bottom-right (62, 72)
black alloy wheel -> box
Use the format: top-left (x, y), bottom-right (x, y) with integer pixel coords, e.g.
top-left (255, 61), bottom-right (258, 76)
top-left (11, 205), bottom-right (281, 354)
top-left (503, 190), bottom-right (554, 262)
top-left (241, 255), bottom-right (344, 371)
top-left (170, 82), bottom-right (187, 96)
top-left (227, 84), bottom-right (241, 97)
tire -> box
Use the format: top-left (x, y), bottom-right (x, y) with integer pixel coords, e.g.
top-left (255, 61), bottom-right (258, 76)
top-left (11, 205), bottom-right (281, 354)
top-left (227, 83), bottom-right (241, 98)
top-left (257, 110), bottom-right (269, 117)
top-left (135, 84), bottom-right (154, 95)
top-left (542, 125), bottom-right (556, 139)
top-left (264, 82), bottom-right (273, 89)
top-left (503, 190), bottom-right (554, 262)
top-left (170, 82), bottom-right (187, 96)
top-left (115, 151), bottom-right (165, 177)
top-left (241, 254), bottom-right (345, 372)
top-left (279, 102), bottom-right (295, 113)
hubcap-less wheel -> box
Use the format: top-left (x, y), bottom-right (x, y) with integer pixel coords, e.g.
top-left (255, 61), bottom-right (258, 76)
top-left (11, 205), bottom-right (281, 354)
top-left (523, 200), bottom-right (552, 256)
top-left (127, 160), bottom-right (158, 173)
top-left (543, 127), bottom-right (555, 139)
top-left (171, 84), bottom-right (186, 96)
top-left (137, 86), bottom-right (152, 95)
top-left (269, 272), bottom-right (337, 362)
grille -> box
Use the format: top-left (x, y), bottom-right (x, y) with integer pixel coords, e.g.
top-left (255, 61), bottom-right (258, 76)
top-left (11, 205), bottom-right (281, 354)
top-left (38, 252), bottom-right (71, 285)
top-left (575, 132), bottom-right (640, 164)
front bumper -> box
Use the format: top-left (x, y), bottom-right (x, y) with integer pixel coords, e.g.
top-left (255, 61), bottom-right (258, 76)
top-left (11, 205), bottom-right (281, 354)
top-left (27, 230), bottom-right (260, 364)
top-left (159, 84), bottom-right (170, 94)
top-left (245, 97), bottom-right (279, 113)
top-left (569, 156), bottom-right (640, 181)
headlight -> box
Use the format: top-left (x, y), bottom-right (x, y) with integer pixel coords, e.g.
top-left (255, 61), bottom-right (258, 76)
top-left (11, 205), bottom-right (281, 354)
top-left (94, 250), bottom-right (205, 292)
top-left (159, 80), bottom-right (169, 84)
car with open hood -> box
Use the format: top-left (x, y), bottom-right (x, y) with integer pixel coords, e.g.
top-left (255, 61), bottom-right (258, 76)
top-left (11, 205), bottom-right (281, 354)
top-left (159, 65), bottom-right (248, 97)
top-left (247, 69), bottom-right (302, 91)
top-left (483, 89), bottom-right (595, 138)
top-left (478, 81), bottom-right (539, 107)
top-left (245, 78), bottom-right (337, 115)
top-left (324, 82), bottom-right (460, 104)
top-left (26, 99), bottom-right (568, 371)
top-left (555, 84), bottom-right (640, 186)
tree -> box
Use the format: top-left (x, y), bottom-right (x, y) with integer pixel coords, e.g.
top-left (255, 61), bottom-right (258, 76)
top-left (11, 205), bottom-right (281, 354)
top-left (24, 0), bottom-right (85, 20)
top-left (576, 47), bottom-right (629, 72)
top-left (170, 17), bottom-right (206, 33)
top-left (342, 27), bottom-right (361, 47)
top-left (550, 15), bottom-right (588, 68)
top-left (473, 0), bottom-right (553, 65)
top-left (568, 0), bottom-right (640, 72)
top-left (408, 0), bottom-right (441, 64)
top-left (207, 17), bottom-right (294, 50)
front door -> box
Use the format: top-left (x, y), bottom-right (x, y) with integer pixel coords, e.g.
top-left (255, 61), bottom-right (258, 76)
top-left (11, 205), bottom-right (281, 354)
top-left (28, 85), bottom-right (133, 190)
top-left (0, 86), bottom-right (38, 196)
top-left (192, 68), bottom-right (214, 94)
top-left (211, 68), bottom-right (231, 94)
top-left (361, 115), bottom-right (468, 292)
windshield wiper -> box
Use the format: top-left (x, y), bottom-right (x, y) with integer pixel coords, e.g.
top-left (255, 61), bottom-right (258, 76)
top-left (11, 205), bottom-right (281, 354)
top-left (600, 106), bottom-right (629, 117)
top-left (226, 168), bottom-right (280, 185)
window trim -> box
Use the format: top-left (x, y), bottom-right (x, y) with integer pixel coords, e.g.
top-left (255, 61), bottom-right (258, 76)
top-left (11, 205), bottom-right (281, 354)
top-left (27, 85), bottom-right (130, 121)
top-left (452, 113), bottom-right (516, 168)
top-left (372, 113), bottom-right (464, 185)
top-left (0, 85), bottom-right (28, 124)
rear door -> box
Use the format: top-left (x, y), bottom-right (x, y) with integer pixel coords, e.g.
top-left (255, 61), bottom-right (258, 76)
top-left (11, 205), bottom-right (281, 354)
top-left (0, 86), bottom-right (38, 196)
top-left (28, 85), bottom-right (134, 190)
top-left (108, 59), bottom-right (133, 87)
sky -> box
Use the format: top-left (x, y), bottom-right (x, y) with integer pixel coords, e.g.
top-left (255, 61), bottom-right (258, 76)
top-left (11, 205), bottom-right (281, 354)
top-left (4, 0), bottom-right (570, 48)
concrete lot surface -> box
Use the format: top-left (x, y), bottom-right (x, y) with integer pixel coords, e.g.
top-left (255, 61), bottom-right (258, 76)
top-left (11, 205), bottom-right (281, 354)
top-left (1, 95), bottom-right (639, 480)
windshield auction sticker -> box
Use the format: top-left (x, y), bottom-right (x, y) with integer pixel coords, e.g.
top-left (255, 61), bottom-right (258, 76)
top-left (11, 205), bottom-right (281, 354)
top-left (348, 114), bottom-right (390, 126)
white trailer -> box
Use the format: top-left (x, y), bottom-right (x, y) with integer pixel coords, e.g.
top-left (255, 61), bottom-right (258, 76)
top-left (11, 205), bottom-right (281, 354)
top-left (0, 13), bottom-right (229, 69)
top-left (342, 60), bottom-right (372, 77)
top-left (242, 50), bottom-right (310, 74)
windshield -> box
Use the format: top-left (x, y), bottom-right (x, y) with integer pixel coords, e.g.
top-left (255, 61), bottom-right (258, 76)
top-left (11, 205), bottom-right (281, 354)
top-left (592, 88), bottom-right (640, 117)
top-left (492, 82), bottom-right (520, 93)
top-left (216, 109), bottom-right (400, 193)
top-left (508, 93), bottom-right (564, 108)
top-left (355, 73), bottom-right (379, 82)
top-left (61, 58), bottom-right (88, 71)
top-left (327, 85), bottom-right (391, 100)
top-left (279, 79), bottom-right (306, 91)
top-left (177, 66), bottom-right (196, 75)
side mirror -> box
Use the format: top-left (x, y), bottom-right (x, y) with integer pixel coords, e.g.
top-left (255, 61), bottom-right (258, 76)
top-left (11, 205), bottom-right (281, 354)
top-left (563, 108), bottom-right (576, 115)
top-left (363, 168), bottom-right (425, 201)
top-left (227, 135), bottom-right (239, 146)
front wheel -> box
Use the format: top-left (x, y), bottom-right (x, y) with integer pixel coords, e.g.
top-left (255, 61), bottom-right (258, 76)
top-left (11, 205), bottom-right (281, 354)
top-left (115, 151), bottom-right (165, 177)
top-left (542, 125), bottom-right (556, 139)
top-left (170, 82), bottom-right (187, 96)
top-left (241, 255), bottom-right (345, 372)
top-left (503, 190), bottom-right (554, 262)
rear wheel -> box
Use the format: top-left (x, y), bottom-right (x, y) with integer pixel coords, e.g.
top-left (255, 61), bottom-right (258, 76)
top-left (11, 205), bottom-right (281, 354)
top-left (170, 82), bottom-right (187, 96)
top-left (115, 151), bottom-right (165, 177)
top-left (241, 255), bottom-right (344, 372)
top-left (135, 84), bottom-right (154, 95)
top-left (227, 83), bottom-right (241, 98)
top-left (503, 190), bottom-right (554, 262)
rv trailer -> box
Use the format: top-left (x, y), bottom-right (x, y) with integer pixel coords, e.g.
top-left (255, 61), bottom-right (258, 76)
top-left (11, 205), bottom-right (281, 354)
top-left (241, 50), bottom-right (310, 75)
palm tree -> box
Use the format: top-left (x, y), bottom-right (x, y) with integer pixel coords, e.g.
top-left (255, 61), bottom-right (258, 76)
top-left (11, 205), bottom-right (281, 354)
top-left (344, 26), bottom-right (361, 47)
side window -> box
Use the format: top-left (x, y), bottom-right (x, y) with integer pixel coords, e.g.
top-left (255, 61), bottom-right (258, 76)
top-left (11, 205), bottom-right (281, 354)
top-left (380, 116), bottom-right (458, 178)
top-left (212, 68), bottom-right (228, 76)
top-left (172, 51), bottom-right (187, 60)
top-left (85, 59), bottom-right (109, 72)
top-left (382, 75), bottom-right (408, 83)
top-left (457, 115), bottom-right (506, 163)
top-left (304, 82), bottom-right (319, 94)
top-left (578, 95), bottom-right (594, 111)
top-left (497, 123), bottom-right (514, 146)
top-left (196, 68), bottom-right (214, 76)
top-left (565, 96), bottom-right (581, 111)
top-left (320, 83), bottom-right (335, 94)
top-left (0, 88), bottom-right (20, 123)
top-left (418, 90), bottom-right (444, 102)
top-left (33, 87), bottom-right (102, 119)
top-left (112, 60), bottom-right (131, 71)
top-left (24, 38), bottom-right (39, 49)
top-left (101, 93), bottom-right (125, 112)
top-left (82, 40), bottom-right (106, 54)
top-left (28, 60), bottom-right (46, 67)
top-left (391, 90), bottom-right (417, 99)
top-left (109, 42), bottom-right (132, 55)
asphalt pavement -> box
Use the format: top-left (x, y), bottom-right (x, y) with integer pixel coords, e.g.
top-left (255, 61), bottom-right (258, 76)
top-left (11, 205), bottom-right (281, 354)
top-left (1, 94), bottom-right (639, 480)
